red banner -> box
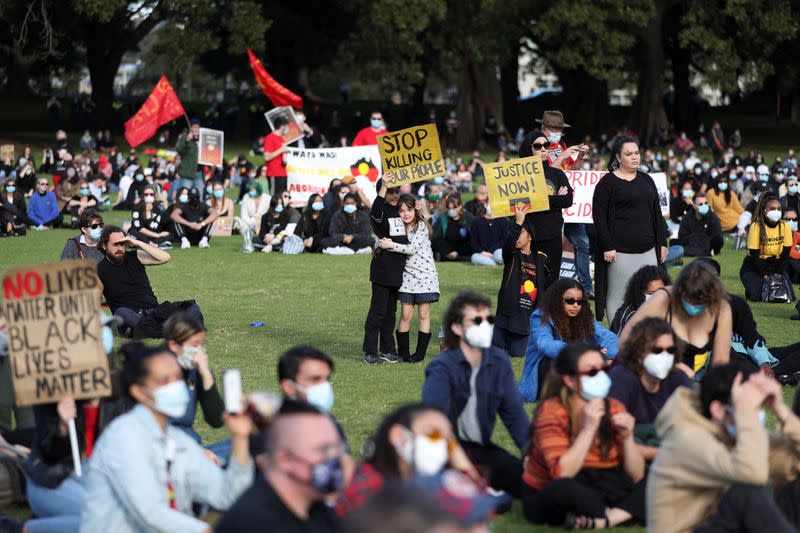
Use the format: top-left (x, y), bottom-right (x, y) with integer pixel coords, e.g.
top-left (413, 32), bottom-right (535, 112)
top-left (247, 48), bottom-right (303, 109)
top-left (124, 75), bottom-right (186, 148)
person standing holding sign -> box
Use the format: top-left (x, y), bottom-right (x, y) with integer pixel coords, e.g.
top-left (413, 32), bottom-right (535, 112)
top-left (593, 136), bottom-right (667, 321)
top-left (263, 116), bottom-right (290, 196)
top-left (519, 129), bottom-right (573, 286)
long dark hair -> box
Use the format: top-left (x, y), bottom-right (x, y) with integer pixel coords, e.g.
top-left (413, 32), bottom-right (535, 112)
top-left (267, 195), bottom-right (285, 218)
top-left (607, 136), bottom-right (639, 172)
top-left (135, 185), bottom-right (158, 220)
top-left (712, 177), bottom-right (732, 205)
top-left (753, 191), bottom-right (784, 256)
top-left (538, 342), bottom-right (614, 459)
top-left (540, 278), bottom-right (596, 341)
top-left (621, 265), bottom-right (671, 311)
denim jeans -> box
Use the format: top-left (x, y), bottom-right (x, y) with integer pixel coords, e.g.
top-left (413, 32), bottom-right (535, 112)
top-left (564, 223), bottom-right (592, 291)
top-left (471, 249), bottom-right (503, 266)
top-left (173, 172), bottom-right (205, 200)
top-left (667, 244), bottom-right (684, 264)
top-left (25, 471), bottom-right (87, 533)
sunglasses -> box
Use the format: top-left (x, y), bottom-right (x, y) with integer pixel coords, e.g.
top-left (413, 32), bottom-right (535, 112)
top-left (386, 188), bottom-right (400, 195)
top-left (143, 193), bottom-right (155, 197)
top-left (532, 142), bottom-right (552, 150)
top-left (563, 297), bottom-right (587, 306)
top-left (85, 223), bottom-right (103, 230)
top-left (578, 367), bottom-right (604, 377)
top-left (38, 182), bottom-right (49, 186)
top-left (651, 345), bottom-right (676, 354)
top-left (470, 315), bottom-right (495, 326)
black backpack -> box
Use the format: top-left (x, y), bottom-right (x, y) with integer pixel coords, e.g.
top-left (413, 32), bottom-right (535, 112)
top-left (761, 273), bottom-right (796, 303)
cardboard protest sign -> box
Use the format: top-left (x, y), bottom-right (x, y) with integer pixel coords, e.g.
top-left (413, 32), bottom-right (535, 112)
top-left (2, 260), bottom-right (111, 406)
top-left (198, 128), bottom-right (224, 167)
top-left (265, 106), bottom-right (303, 145)
top-left (285, 146), bottom-right (381, 207)
top-left (377, 124), bottom-right (444, 185)
top-left (211, 217), bottom-right (233, 236)
top-left (484, 155), bottom-right (550, 217)
top-left (0, 144), bottom-right (13, 162)
top-left (563, 171), bottom-right (669, 223)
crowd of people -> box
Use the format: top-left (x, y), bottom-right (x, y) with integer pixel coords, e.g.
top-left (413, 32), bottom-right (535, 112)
top-left (1, 107), bottom-right (800, 532)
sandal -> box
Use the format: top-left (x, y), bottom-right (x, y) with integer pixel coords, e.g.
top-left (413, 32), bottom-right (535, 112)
top-left (564, 512), bottom-right (609, 530)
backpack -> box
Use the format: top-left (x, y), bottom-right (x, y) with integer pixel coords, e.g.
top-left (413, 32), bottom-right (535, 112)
top-left (761, 273), bottom-right (795, 303)
top-left (0, 445), bottom-right (27, 507)
top-left (281, 234), bottom-right (304, 255)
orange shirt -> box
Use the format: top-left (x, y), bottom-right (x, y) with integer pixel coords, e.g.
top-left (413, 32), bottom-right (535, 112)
top-left (523, 396), bottom-right (627, 490)
top-left (791, 231), bottom-right (800, 260)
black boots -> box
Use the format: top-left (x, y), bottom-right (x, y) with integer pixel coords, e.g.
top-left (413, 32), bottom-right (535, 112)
top-left (410, 331), bottom-right (432, 363)
top-left (396, 330), bottom-right (411, 362)
top-left (396, 330), bottom-right (431, 363)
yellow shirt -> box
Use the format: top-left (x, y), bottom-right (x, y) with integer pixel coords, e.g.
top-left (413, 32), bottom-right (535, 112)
top-left (747, 221), bottom-right (792, 258)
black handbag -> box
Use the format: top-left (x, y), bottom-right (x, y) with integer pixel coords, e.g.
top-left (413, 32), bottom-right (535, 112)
top-left (761, 273), bottom-right (795, 303)
top-left (0, 444), bottom-right (28, 507)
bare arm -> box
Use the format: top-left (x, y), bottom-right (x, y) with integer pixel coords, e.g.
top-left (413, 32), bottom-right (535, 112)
top-left (122, 236), bottom-right (170, 265)
top-left (619, 288), bottom-right (670, 346)
top-left (712, 302), bottom-right (732, 365)
top-left (170, 207), bottom-right (193, 227)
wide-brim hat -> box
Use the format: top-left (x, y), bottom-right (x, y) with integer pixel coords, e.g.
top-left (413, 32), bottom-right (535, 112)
top-left (535, 110), bottom-right (570, 129)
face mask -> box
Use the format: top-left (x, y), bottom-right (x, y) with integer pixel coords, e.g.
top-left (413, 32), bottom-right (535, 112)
top-left (307, 456), bottom-right (345, 494)
top-left (135, 174), bottom-right (144, 182)
top-left (718, 182), bottom-right (728, 191)
top-left (67, 169), bottom-right (76, 178)
top-left (206, 185), bottom-right (213, 194)
top-left (676, 164), bottom-right (685, 173)
top-left (464, 321), bottom-right (493, 349)
top-left (580, 371), bottom-right (611, 400)
top-left (299, 381), bottom-right (335, 413)
top-left (710, 170), bottom-right (718, 178)
top-left (776, 174), bottom-right (785, 182)
top-left (248, 189), bottom-right (258, 198)
top-left (682, 189), bottom-right (694, 198)
top-left (88, 227), bottom-right (103, 241)
top-left (547, 132), bottom-right (561, 144)
top-left (759, 174), bottom-right (769, 182)
top-left (725, 409), bottom-right (767, 439)
top-left (312, 201), bottom-right (325, 211)
top-left (370, 118), bottom-right (383, 129)
top-left (397, 430), bottom-right (449, 476)
top-left (447, 208), bottom-right (458, 218)
top-left (343, 204), bottom-right (357, 214)
top-left (5, 186), bottom-right (15, 193)
top-left (582, 162), bottom-right (591, 171)
top-left (697, 204), bottom-right (710, 216)
top-left (788, 184), bottom-right (798, 194)
top-left (702, 162), bottom-right (710, 171)
top-left (643, 351), bottom-right (674, 380)
top-left (177, 345), bottom-right (204, 370)
top-left (789, 220), bottom-right (798, 232)
top-left (682, 299), bottom-right (706, 317)
top-left (433, 176), bottom-right (444, 185)
top-left (426, 193), bottom-right (439, 202)
top-left (179, 194), bottom-right (189, 203)
top-left (730, 172), bottom-right (738, 180)
top-left (81, 187), bottom-right (90, 196)
top-left (213, 190), bottom-right (224, 199)
top-left (152, 380), bottom-right (190, 418)
top-left (275, 204), bottom-right (285, 213)
top-left (766, 209), bottom-right (783, 223)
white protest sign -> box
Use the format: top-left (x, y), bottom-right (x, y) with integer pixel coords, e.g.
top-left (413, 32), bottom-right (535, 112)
top-left (563, 171), bottom-right (669, 223)
top-left (285, 146), bottom-right (381, 208)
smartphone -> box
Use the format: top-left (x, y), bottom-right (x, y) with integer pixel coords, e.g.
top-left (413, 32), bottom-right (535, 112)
top-left (223, 369), bottom-right (243, 414)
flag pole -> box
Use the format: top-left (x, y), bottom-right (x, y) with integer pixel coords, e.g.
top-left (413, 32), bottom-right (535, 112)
top-left (183, 113), bottom-right (192, 130)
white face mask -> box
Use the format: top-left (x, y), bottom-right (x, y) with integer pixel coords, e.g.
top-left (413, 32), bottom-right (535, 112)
top-left (580, 371), bottom-right (611, 400)
top-left (464, 321), bottom-right (493, 349)
top-left (547, 132), bottom-right (562, 144)
top-left (177, 345), bottom-right (204, 370)
top-left (642, 351), bottom-right (675, 380)
top-left (766, 209), bottom-right (783, 223)
top-left (397, 430), bottom-right (449, 476)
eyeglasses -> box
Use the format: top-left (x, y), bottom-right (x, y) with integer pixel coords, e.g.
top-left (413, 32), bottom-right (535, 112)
top-left (532, 142), bottom-right (552, 150)
top-left (469, 315), bottom-right (495, 326)
top-left (651, 345), bottom-right (676, 354)
top-left (38, 182), bottom-right (48, 186)
top-left (578, 367), bottom-right (604, 377)
top-left (85, 223), bottom-right (103, 230)
top-left (563, 297), bottom-right (587, 306)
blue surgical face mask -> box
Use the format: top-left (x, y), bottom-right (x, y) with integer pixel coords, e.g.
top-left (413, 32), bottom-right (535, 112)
top-left (343, 204), bottom-right (357, 215)
top-left (434, 176), bottom-right (444, 185)
top-left (5, 186), bottom-right (15, 193)
top-left (298, 381), bottom-right (335, 412)
top-left (213, 190), bottom-right (224, 199)
top-left (789, 220), bottom-right (798, 232)
top-left (248, 189), bottom-right (258, 198)
top-left (179, 194), bottom-right (189, 203)
top-left (580, 371), bottom-right (611, 400)
top-left (729, 172), bottom-right (738, 180)
top-left (718, 182), bottom-right (728, 191)
top-left (547, 132), bottom-right (562, 144)
top-left (275, 204), bottom-right (285, 213)
top-left (789, 184), bottom-right (798, 195)
top-left (206, 185), bottom-right (213, 194)
top-left (89, 227), bottom-right (103, 241)
top-left (682, 189), bottom-right (694, 198)
top-left (135, 174), bottom-right (144, 182)
top-left (697, 203), bottom-right (710, 215)
top-left (682, 299), bottom-right (706, 317)
top-left (80, 188), bottom-right (90, 196)
top-left (447, 208), bottom-right (458, 218)
top-left (370, 118), bottom-right (383, 129)
top-left (312, 201), bottom-right (325, 211)
top-left (152, 380), bottom-right (190, 418)
top-left (102, 325), bottom-right (114, 354)
top-left (759, 174), bottom-right (769, 182)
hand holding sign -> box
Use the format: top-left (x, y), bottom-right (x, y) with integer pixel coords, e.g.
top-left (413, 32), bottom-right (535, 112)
top-left (57, 397), bottom-right (77, 436)
top-left (514, 203), bottom-right (530, 224)
top-left (484, 155), bottom-right (550, 217)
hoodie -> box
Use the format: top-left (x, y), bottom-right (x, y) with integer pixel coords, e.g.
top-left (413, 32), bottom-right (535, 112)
top-left (646, 388), bottom-right (768, 533)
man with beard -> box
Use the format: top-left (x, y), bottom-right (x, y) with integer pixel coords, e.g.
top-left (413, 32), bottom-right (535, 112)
top-left (96, 227), bottom-right (202, 333)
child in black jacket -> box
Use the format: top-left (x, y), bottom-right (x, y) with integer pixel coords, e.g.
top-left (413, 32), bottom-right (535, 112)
top-left (363, 173), bottom-right (408, 364)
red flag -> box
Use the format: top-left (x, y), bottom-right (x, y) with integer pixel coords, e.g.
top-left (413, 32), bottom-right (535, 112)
top-left (124, 75), bottom-right (186, 148)
top-left (247, 48), bottom-right (303, 109)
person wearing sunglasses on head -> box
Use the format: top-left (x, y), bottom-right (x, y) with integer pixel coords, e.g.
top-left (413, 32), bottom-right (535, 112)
top-left (518, 129), bottom-right (574, 286)
top-left (522, 343), bottom-right (645, 529)
top-left (59, 209), bottom-right (106, 262)
top-left (609, 318), bottom-right (692, 462)
top-left (520, 279), bottom-right (619, 403)
top-left (422, 291), bottom-right (530, 499)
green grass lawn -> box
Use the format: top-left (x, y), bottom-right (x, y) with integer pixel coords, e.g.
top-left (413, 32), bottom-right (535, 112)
top-left (1, 207), bottom-right (798, 532)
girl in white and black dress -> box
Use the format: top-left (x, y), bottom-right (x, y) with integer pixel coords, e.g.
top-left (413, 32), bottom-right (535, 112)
top-left (129, 185), bottom-right (172, 247)
top-left (378, 193), bottom-right (439, 362)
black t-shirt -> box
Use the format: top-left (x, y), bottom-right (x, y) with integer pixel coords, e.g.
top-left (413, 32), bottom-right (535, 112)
top-left (608, 363), bottom-right (691, 425)
top-left (525, 165), bottom-right (573, 241)
top-left (611, 174), bottom-right (658, 253)
top-left (215, 475), bottom-right (339, 533)
top-left (97, 251), bottom-right (158, 312)
top-left (496, 251), bottom-right (538, 334)
top-left (176, 202), bottom-right (210, 223)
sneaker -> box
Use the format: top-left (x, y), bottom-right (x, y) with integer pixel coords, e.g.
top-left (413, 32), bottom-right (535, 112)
top-left (379, 352), bottom-right (402, 363)
top-left (261, 244), bottom-right (273, 253)
top-left (199, 236), bottom-right (209, 249)
top-left (356, 246), bottom-right (373, 255)
top-left (181, 237), bottom-right (191, 249)
top-left (241, 246), bottom-right (254, 254)
top-left (158, 241), bottom-right (173, 250)
top-left (364, 353), bottom-right (384, 365)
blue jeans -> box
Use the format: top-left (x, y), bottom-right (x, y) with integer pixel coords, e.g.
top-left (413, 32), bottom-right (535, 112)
top-left (25, 471), bottom-right (87, 533)
top-left (471, 249), bottom-right (503, 266)
top-left (667, 244), bottom-right (685, 264)
top-left (173, 172), bottom-right (205, 200)
top-left (564, 223), bottom-right (592, 291)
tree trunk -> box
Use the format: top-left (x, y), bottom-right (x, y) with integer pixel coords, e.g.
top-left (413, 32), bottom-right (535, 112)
top-left (630, 1), bottom-right (670, 146)
top-left (85, 21), bottom-right (128, 130)
top-left (456, 55), bottom-right (503, 150)
top-left (500, 44), bottom-right (520, 132)
top-left (670, 44), bottom-right (691, 131)
top-left (555, 66), bottom-right (610, 139)
top-left (3, 53), bottom-right (34, 97)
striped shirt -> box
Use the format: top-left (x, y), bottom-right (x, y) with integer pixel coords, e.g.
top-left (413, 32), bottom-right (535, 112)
top-left (523, 397), bottom-right (627, 490)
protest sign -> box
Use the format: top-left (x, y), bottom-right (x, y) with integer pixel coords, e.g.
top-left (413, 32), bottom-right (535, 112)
top-left (484, 155), bottom-right (550, 217)
top-left (563, 171), bottom-right (669, 223)
top-left (198, 128), bottom-right (224, 167)
top-left (285, 146), bottom-right (381, 207)
top-left (0, 144), bottom-right (13, 162)
top-left (2, 260), bottom-right (110, 406)
top-left (265, 106), bottom-right (303, 145)
top-left (211, 217), bottom-right (232, 236)
top-left (377, 124), bottom-right (444, 185)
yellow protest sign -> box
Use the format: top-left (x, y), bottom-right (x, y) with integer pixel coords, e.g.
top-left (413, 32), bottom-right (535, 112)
top-left (484, 155), bottom-right (550, 217)
top-left (2, 260), bottom-right (111, 406)
top-left (378, 124), bottom-right (444, 185)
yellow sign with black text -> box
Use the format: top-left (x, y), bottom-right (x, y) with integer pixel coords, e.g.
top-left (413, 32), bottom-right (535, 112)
top-left (484, 155), bottom-right (550, 217)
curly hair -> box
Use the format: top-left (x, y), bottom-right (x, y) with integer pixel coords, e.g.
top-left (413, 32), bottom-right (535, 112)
top-left (540, 278), bottom-right (596, 342)
top-left (617, 317), bottom-right (682, 377)
top-left (621, 265), bottom-right (672, 311)
top-left (671, 260), bottom-right (728, 317)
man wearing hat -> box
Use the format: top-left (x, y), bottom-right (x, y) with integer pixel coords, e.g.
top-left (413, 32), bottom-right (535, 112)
top-left (175, 119), bottom-right (204, 199)
top-left (535, 110), bottom-right (588, 171)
